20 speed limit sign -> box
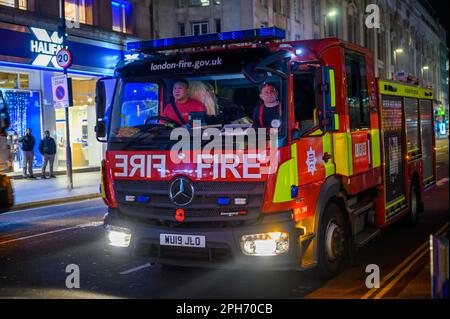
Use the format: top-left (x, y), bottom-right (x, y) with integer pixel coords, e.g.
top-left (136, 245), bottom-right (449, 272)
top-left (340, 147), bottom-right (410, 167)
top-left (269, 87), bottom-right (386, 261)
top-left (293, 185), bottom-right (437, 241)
top-left (56, 49), bottom-right (73, 69)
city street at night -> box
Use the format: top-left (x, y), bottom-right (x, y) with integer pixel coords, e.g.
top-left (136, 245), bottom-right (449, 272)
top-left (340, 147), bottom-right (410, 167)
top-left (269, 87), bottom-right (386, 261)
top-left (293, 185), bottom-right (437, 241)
top-left (0, 0), bottom-right (449, 304)
top-left (0, 141), bottom-right (447, 299)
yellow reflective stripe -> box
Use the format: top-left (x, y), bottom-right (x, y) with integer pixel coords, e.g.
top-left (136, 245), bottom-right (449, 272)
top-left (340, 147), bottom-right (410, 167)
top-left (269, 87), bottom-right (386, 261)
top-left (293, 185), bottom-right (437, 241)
top-left (322, 133), bottom-right (335, 177)
top-left (100, 170), bottom-right (106, 198)
top-left (334, 114), bottom-right (339, 130)
top-left (379, 80), bottom-right (433, 100)
top-left (386, 196), bottom-right (406, 209)
top-left (310, 128), bottom-right (323, 136)
top-left (371, 129), bottom-right (381, 168)
top-left (329, 69), bottom-right (336, 107)
top-left (273, 144), bottom-right (299, 203)
top-left (333, 133), bottom-right (353, 176)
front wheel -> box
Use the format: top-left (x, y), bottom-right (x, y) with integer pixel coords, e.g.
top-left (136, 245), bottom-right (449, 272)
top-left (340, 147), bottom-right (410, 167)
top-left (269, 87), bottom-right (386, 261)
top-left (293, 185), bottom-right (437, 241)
top-left (316, 202), bottom-right (348, 279)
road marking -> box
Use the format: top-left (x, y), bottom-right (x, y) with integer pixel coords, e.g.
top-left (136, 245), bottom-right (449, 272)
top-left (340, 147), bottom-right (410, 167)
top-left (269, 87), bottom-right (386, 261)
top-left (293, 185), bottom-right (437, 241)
top-left (436, 178), bottom-right (449, 186)
top-left (0, 206), bottom-right (105, 228)
top-left (0, 198), bottom-right (103, 215)
top-left (0, 221), bottom-right (103, 246)
top-left (373, 248), bottom-right (428, 299)
top-left (119, 263), bottom-right (152, 275)
top-left (361, 222), bottom-right (449, 299)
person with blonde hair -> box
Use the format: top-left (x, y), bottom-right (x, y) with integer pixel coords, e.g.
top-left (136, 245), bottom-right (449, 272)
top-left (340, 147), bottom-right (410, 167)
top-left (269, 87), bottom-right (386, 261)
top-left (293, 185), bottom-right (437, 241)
top-left (189, 81), bottom-right (218, 116)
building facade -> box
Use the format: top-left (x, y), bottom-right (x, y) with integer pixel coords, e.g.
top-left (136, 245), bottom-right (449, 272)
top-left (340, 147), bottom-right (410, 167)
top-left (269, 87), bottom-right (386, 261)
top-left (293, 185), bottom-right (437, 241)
top-left (153, 0), bottom-right (449, 134)
top-left (0, 0), bottom-right (151, 173)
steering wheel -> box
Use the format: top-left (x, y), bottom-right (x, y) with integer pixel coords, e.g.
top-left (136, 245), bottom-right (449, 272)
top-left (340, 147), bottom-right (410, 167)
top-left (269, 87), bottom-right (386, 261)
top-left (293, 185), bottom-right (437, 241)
top-left (144, 115), bottom-right (182, 127)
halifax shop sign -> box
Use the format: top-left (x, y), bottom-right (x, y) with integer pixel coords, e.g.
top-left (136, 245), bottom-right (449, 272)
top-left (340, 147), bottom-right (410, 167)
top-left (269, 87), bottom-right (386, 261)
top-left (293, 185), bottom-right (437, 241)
top-left (0, 22), bottom-right (129, 75)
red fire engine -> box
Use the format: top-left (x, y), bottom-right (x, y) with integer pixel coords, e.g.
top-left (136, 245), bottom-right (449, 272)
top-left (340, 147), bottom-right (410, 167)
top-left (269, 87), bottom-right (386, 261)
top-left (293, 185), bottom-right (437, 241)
top-left (95, 27), bottom-right (436, 277)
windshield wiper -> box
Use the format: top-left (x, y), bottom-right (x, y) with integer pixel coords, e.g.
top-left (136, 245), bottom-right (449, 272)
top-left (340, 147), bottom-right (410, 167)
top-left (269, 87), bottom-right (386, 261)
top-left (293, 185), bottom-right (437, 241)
top-left (122, 128), bottom-right (161, 150)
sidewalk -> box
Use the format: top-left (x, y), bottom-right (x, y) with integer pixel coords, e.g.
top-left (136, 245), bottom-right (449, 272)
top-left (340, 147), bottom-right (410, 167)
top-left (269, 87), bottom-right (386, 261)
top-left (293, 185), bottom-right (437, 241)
top-left (8, 166), bottom-right (100, 180)
top-left (10, 171), bottom-right (101, 210)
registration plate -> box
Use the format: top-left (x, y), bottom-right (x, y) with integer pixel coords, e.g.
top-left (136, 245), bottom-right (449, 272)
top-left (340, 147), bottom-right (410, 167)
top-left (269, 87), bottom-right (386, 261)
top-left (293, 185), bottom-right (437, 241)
top-left (160, 234), bottom-right (206, 248)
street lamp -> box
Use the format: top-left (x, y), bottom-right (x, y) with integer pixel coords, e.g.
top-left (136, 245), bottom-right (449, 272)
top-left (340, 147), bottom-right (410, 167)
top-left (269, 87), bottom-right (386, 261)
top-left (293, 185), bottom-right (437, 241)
top-left (422, 66), bottom-right (430, 86)
top-left (324, 9), bottom-right (338, 37)
top-left (393, 48), bottom-right (403, 78)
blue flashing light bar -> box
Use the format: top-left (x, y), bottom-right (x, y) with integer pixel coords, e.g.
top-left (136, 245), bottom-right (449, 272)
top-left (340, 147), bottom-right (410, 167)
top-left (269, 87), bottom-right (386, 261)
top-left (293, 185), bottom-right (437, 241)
top-left (127, 27), bottom-right (286, 52)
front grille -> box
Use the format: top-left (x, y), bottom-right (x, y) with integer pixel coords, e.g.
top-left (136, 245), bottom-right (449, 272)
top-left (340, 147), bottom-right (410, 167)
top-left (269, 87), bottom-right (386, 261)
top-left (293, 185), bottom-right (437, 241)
top-left (115, 180), bottom-right (265, 222)
top-left (137, 242), bottom-right (233, 263)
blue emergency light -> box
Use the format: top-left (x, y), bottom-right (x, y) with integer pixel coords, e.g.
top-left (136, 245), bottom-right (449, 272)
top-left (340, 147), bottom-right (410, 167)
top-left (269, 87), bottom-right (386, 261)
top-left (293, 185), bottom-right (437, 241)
top-left (217, 197), bottom-right (231, 206)
top-left (127, 27), bottom-right (286, 52)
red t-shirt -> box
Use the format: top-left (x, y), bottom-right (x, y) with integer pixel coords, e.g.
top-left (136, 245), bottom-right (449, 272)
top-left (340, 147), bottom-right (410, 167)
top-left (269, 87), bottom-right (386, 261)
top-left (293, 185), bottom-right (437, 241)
top-left (161, 99), bottom-right (206, 125)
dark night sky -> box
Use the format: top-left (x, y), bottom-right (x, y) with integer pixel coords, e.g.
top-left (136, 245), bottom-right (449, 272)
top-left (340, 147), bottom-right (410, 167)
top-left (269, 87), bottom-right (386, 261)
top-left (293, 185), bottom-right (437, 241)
top-left (423, 0), bottom-right (449, 46)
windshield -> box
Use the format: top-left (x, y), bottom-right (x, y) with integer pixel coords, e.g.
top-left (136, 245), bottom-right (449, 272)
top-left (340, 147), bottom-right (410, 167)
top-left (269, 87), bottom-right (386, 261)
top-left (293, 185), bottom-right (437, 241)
top-left (109, 72), bottom-right (286, 145)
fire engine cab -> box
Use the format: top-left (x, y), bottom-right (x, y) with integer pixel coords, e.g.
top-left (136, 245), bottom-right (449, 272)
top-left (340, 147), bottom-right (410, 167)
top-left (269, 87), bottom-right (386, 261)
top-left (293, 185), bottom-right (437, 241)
top-left (95, 27), bottom-right (436, 277)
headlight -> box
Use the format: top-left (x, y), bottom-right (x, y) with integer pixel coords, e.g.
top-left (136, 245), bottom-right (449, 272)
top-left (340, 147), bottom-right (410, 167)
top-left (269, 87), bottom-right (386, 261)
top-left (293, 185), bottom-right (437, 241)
top-left (106, 225), bottom-right (131, 247)
top-left (240, 232), bottom-right (289, 256)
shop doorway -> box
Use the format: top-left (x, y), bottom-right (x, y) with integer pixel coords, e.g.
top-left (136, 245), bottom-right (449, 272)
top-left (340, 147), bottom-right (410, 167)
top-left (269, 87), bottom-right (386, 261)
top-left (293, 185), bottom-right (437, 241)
top-left (54, 77), bottom-right (100, 169)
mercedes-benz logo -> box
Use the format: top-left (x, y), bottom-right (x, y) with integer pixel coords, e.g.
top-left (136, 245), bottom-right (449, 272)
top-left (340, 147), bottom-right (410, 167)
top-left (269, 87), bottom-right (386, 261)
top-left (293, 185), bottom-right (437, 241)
top-left (169, 177), bottom-right (195, 206)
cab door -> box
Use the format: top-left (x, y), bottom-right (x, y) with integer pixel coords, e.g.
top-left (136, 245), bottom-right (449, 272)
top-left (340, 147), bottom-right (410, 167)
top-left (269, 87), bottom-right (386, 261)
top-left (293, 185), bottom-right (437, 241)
top-left (345, 52), bottom-right (372, 175)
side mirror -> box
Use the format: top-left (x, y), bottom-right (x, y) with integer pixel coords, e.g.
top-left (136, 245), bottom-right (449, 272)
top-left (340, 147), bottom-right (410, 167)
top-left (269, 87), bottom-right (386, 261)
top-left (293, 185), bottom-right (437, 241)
top-left (315, 66), bottom-right (338, 132)
top-left (95, 80), bottom-right (107, 140)
top-left (95, 121), bottom-right (106, 138)
top-left (95, 81), bottom-right (106, 119)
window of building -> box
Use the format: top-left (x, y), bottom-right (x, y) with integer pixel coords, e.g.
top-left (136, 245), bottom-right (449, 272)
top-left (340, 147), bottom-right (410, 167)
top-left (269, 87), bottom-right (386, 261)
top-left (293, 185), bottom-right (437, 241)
top-left (295, 34), bottom-right (301, 41)
top-left (0, 0), bottom-right (26, 10)
top-left (189, 0), bottom-right (210, 6)
top-left (112, 1), bottom-right (131, 33)
top-left (192, 21), bottom-right (208, 35)
top-left (280, 0), bottom-right (287, 16)
top-left (215, 19), bottom-right (221, 33)
top-left (293, 0), bottom-right (301, 22)
top-left (261, 21), bottom-right (269, 28)
top-left (178, 23), bottom-right (186, 36)
top-left (273, 0), bottom-right (278, 13)
top-left (0, 72), bottom-right (29, 89)
top-left (260, 0), bottom-right (268, 8)
top-left (65, 0), bottom-right (93, 25)
top-left (347, 15), bottom-right (356, 43)
top-left (177, 0), bottom-right (185, 8)
top-left (345, 52), bottom-right (370, 130)
top-left (311, 0), bottom-right (320, 25)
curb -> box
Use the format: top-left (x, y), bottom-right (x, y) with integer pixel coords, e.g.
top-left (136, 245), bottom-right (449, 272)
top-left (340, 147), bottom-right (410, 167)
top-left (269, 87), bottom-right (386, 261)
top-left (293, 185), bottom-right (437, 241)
top-left (8, 167), bottom-right (100, 180)
top-left (10, 193), bottom-right (102, 211)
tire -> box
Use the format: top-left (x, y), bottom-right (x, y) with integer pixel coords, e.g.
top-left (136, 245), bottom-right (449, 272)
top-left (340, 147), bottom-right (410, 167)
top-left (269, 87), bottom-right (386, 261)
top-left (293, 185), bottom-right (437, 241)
top-left (405, 181), bottom-right (420, 226)
top-left (316, 202), bottom-right (348, 279)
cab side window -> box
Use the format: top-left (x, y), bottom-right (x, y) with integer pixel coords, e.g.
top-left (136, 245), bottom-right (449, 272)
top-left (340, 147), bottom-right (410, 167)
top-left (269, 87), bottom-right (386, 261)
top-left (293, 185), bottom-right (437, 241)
top-left (345, 52), bottom-right (370, 130)
top-left (293, 73), bottom-right (317, 134)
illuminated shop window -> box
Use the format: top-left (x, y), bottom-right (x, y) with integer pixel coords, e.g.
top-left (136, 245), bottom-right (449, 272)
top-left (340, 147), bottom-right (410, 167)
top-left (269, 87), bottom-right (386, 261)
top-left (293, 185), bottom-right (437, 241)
top-left (0, 0), bottom-right (27, 10)
top-left (112, 1), bottom-right (130, 33)
top-left (0, 72), bottom-right (29, 89)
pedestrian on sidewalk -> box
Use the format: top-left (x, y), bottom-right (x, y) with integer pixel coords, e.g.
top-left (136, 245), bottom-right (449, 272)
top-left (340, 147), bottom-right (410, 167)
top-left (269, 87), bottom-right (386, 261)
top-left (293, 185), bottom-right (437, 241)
top-left (39, 130), bottom-right (57, 179)
top-left (18, 128), bottom-right (35, 179)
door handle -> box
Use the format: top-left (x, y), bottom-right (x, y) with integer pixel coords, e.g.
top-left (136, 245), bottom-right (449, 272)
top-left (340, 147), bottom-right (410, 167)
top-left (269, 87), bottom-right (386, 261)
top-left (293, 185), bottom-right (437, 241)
top-left (323, 152), bottom-right (332, 163)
